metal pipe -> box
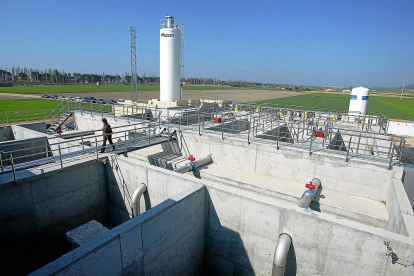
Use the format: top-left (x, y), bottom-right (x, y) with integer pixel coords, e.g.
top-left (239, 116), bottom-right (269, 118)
top-left (272, 233), bottom-right (292, 276)
top-left (174, 155), bottom-right (212, 174)
top-left (10, 154), bottom-right (17, 184)
top-left (298, 178), bottom-right (321, 209)
top-left (131, 183), bottom-right (147, 217)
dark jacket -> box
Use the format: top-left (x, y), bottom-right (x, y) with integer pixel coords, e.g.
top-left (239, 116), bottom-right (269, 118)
top-left (102, 123), bottom-right (113, 135)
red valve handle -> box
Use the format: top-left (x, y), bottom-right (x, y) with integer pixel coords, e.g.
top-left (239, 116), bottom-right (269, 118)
top-left (188, 155), bottom-right (196, 162)
top-left (305, 183), bottom-right (315, 190)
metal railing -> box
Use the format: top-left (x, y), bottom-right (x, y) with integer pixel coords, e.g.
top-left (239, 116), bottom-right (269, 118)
top-left (0, 101), bottom-right (405, 182)
top-left (0, 120), bottom-right (172, 182)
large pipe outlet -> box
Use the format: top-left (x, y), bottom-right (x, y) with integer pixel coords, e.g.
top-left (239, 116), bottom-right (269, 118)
top-left (174, 155), bottom-right (212, 174)
top-left (272, 233), bottom-right (292, 276)
top-left (131, 183), bottom-right (147, 217)
top-left (298, 178), bottom-right (321, 209)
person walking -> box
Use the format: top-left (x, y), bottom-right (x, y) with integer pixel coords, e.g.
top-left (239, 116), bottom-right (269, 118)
top-left (100, 118), bottom-right (115, 153)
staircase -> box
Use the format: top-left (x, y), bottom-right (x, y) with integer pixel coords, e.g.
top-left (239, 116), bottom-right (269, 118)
top-left (43, 101), bottom-right (73, 133)
top-left (46, 111), bottom-right (73, 133)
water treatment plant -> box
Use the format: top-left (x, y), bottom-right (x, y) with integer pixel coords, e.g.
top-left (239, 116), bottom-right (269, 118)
top-left (1, 15), bottom-right (414, 276)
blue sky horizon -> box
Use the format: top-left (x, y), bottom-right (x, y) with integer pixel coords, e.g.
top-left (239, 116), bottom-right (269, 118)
top-left (1, 0), bottom-right (413, 87)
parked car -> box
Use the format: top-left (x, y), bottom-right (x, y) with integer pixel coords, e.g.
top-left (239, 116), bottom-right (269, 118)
top-left (74, 97), bottom-right (83, 102)
top-left (96, 98), bottom-right (106, 104)
top-left (117, 99), bottom-right (125, 104)
top-left (41, 94), bottom-right (50, 98)
top-left (83, 96), bottom-right (96, 103)
top-left (68, 96), bottom-right (75, 101)
top-left (106, 99), bottom-right (117, 104)
top-left (50, 95), bottom-right (59, 99)
top-left (57, 96), bottom-right (66, 100)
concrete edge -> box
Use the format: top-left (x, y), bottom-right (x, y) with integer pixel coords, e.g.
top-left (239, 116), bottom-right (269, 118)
top-left (29, 182), bottom-right (205, 275)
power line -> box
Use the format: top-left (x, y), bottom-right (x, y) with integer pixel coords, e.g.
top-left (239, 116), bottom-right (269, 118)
top-left (0, 36), bottom-right (129, 42)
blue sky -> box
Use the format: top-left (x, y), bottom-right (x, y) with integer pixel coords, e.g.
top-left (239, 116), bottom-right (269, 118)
top-left (1, 0), bottom-right (413, 87)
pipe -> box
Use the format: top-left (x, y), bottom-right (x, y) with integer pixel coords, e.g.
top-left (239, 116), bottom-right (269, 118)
top-left (272, 233), bottom-right (292, 276)
top-left (131, 183), bottom-right (147, 217)
top-left (298, 178), bottom-right (321, 209)
top-left (173, 155), bottom-right (212, 174)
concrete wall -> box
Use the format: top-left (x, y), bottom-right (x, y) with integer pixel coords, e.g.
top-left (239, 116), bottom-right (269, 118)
top-left (11, 125), bottom-right (47, 140)
top-left (403, 164), bottom-right (414, 208)
top-left (0, 157), bottom-right (107, 252)
top-left (0, 126), bottom-right (14, 141)
top-left (0, 137), bottom-right (49, 166)
top-left (386, 179), bottom-right (414, 236)
top-left (105, 155), bottom-right (199, 226)
top-left (19, 122), bottom-right (47, 133)
top-left (181, 130), bottom-right (399, 202)
top-left (31, 183), bottom-right (205, 276)
top-left (74, 112), bottom-right (149, 134)
top-left (204, 181), bottom-right (414, 276)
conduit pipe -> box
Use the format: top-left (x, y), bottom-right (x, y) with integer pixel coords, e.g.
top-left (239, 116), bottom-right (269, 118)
top-left (298, 178), bottom-right (321, 209)
top-left (173, 155), bottom-right (212, 174)
top-left (272, 233), bottom-right (292, 276)
top-left (131, 183), bottom-right (147, 217)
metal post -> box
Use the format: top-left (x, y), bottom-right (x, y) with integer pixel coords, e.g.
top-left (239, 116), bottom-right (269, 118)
top-left (148, 125), bottom-right (151, 146)
top-left (346, 137), bottom-right (352, 162)
top-left (95, 137), bottom-right (99, 160)
top-left (277, 127), bottom-right (280, 150)
top-left (248, 116), bottom-right (251, 144)
top-left (10, 154), bottom-right (17, 184)
top-left (389, 144), bottom-right (394, 170)
top-left (58, 145), bottom-right (63, 171)
top-left (45, 142), bottom-right (49, 163)
top-left (81, 134), bottom-right (85, 154)
top-left (399, 139), bottom-right (406, 166)
top-left (113, 104), bottom-right (116, 120)
top-left (0, 152), bottom-right (4, 174)
top-left (388, 138), bottom-right (394, 157)
top-left (309, 136), bottom-right (313, 155)
top-left (125, 132), bottom-right (128, 152)
top-left (356, 133), bottom-right (361, 154)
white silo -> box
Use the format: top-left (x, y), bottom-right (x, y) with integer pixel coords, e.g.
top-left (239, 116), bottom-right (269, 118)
top-left (348, 87), bottom-right (370, 116)
top-left (160, 15), bottom-right (182, 102)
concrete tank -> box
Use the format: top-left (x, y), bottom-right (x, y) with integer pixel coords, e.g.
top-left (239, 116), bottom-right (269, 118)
top-left (348, 87), bottom-right (369, 116)
top-left (160, 15), bottom-right (181, 102)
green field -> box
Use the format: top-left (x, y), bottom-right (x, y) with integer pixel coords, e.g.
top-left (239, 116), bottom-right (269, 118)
top-left (0, 84), bottom-right (255, 94)
top-left (0, 99), bottom-right (61, 123)
top-left (0, 99), bottom-right (113, 124)
top-left (256, 93), bottom-right (414, 120)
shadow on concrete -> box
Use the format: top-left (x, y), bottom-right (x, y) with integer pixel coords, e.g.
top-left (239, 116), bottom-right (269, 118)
top-left (310, 185), bottom-right (323, 213)
top-left (204, 192), bottom-right (255, 275)
top-left (106, 156), bottom-right (152, 228)
top-left (285, 240), bottom-right (297, 276)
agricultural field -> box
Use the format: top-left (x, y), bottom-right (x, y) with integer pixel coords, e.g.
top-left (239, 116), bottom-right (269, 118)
top-left (0, 84), bottom-right (261, 94)
top-left (0, 99), bottom-right (61, 124)
top-left (256, 93), bottom-right (414, 120)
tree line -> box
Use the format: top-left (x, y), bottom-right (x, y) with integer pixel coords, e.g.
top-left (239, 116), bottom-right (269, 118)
top-left (0, 66), bottom-right (316, 91)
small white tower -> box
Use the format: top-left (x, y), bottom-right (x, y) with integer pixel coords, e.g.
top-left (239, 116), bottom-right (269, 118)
top-left (348, 87), bottom-right (370, 116)
top-left (160, 15), bottom-right (182, 102)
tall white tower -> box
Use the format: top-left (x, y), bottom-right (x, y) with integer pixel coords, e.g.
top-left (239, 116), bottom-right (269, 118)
top-left (348, 87), bottom-right (370, 116)
top-left (160, 15), bottom-right (182, 102)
